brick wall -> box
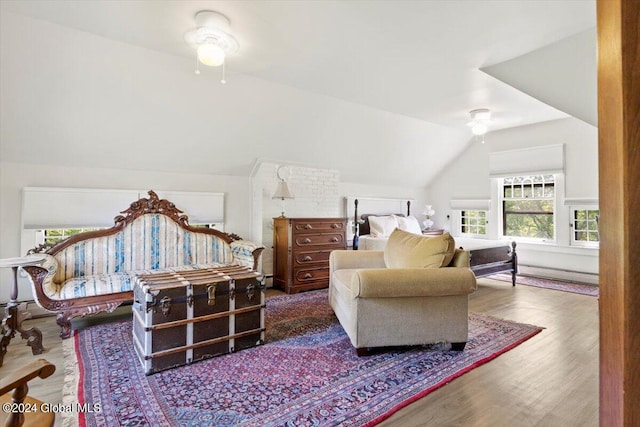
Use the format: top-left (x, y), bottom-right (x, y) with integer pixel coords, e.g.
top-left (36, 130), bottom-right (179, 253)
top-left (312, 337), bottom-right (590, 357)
top-left (255, 161), bottom-right (341, 279)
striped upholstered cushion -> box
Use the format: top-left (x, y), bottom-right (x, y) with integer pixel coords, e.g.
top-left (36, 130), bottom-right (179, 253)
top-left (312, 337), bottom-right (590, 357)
top-left (230, 240), bottom-right (260, 269)
top-left (52, 214), bottom-right (234, 285)
top-left (56, 262), bottom-right (228, 300)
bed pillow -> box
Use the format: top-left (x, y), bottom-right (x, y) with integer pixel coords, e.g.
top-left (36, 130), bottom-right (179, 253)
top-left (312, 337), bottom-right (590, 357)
top-left (384, 228), bottom-right (455, 269)
top-left (394, 214), bottom-right (422, 235)
top-left (368, 215), bottom-right (398, 238)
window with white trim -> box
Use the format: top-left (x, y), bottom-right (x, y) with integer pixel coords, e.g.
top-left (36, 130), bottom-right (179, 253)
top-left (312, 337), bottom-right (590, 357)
top-left (39, 227), bottom-right (103, 246)
top-left (460, 210), bottom-right (488, 236)
top-left (190, 223), bottom-right (225, 231)
top-left (570, 207), bottom-right (599, 246)
top-left (501, 175), bottom-right (555, 241)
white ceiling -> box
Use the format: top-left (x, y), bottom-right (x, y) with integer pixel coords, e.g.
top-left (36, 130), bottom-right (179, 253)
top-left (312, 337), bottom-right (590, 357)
top-left (0, 0), bottom-right (597, 186)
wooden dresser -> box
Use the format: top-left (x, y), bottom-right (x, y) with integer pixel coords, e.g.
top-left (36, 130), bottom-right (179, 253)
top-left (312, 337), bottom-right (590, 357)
top-left (273, 217), bottom-right (347, 294)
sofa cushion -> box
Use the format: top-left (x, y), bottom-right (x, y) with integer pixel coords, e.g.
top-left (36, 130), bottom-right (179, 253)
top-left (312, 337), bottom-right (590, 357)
top-left (384, 229), bottom-right (455, 269)
top-left (52, 213), bottom-right (235, 285)
top-left (55, 262), bottom-right (230, 300)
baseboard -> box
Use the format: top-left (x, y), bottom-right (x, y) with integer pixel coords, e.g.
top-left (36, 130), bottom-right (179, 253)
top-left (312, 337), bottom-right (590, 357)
top-left (264, 274), bottom-right (274, 288)
top-left (518, 265), bottom-right (599, 285)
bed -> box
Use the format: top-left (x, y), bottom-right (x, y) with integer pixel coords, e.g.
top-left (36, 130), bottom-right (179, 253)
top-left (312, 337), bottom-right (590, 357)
top-left (455, 238), bottom-right (518, 286)
top-left (347, 197), bottom-right (518, 285)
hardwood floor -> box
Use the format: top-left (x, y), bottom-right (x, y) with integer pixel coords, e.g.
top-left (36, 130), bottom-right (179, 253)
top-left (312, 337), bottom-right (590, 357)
top-left (0, 279), bottom-right (598, 426)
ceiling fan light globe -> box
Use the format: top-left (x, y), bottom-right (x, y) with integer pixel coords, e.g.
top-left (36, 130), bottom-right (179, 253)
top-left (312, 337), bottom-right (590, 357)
top-left (198, 43), bottom-right (226, 66)
top-left (471, 123), bottom-right (488, 136)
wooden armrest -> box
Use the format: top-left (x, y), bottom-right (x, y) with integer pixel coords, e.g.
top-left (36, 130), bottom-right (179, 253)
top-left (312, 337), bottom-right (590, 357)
top-left (0, 359), bottom-right (55, 396)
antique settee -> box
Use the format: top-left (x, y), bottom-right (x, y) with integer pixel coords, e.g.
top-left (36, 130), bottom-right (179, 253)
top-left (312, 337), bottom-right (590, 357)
top-left (329, 229), bottom-right (477, 356)
top-left (21, 190), bottom-right (264, 338)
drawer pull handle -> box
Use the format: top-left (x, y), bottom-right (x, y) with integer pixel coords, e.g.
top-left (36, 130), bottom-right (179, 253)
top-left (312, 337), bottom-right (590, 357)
top-left (303, 256), bottom-right (313, 262)
top-left (304, 224), bottom-right (313, 229)
top-left (331, 223), bottom-right (339, 229)
top-left (303, 273), bottom-right (313, 279)
top-left (303, 238), bottom-right (312, 244)
top-left (330, 237), bottom-right (339, 242)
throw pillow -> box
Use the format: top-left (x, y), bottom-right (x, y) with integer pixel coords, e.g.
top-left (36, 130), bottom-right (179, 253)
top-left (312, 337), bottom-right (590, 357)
top-left (394, 215), bottom-right (422, 235)
top-left (384, 228), bottom-right (455, 269)
top-left (368, 215), bottom-right (398, 237)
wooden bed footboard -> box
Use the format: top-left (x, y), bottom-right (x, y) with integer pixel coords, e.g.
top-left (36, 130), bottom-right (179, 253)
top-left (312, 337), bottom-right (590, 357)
top-left (467, 241), bottom-right (518, 286)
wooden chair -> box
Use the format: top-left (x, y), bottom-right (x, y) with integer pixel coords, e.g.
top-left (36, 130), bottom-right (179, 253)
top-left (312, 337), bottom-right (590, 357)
top-left (0, 359), bottom-right (56, 427)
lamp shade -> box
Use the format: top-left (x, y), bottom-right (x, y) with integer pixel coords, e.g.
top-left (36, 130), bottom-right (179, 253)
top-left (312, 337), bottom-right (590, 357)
top-left (272, 181), bottom-right (294, 199)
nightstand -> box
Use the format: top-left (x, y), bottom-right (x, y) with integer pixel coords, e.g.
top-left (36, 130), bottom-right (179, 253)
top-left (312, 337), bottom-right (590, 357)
top-left (422, 229), bottom-right (444, 236)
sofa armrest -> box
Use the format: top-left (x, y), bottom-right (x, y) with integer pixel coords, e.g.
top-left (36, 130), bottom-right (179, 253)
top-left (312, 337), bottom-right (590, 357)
top-left (351, 267), bottom-right (477, 298)
top-left (330, 250), bottom-right (386, 273)
top-left (230, 240), bottom-right (265, 270)
top-left (449, 249), bottom-right (470, 268)
top-left (21, 254), bottom-right (59, 307)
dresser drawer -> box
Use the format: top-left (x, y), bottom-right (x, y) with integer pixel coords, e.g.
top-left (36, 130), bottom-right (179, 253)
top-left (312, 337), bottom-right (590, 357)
top-left (293, 267), bottom-right (330, 285)
top-left (294, 250), bottom-right (332, 266)
top-left (273, 217), bottom-right (347, 294)
top-left (294, 233), bottom-right (345, 249)
top-left (292, 220), bottom-right (346, 234)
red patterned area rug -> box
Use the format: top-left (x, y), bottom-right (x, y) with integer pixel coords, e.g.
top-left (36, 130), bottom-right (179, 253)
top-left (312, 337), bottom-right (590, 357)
top-left (487, 274), bottom-right (599, 297)
top-left (63, 289), bottom-right (542, 427)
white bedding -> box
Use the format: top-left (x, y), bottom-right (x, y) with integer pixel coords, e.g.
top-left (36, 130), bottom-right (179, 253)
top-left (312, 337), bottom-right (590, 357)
top-left (358, 235), bottom-right (512, 252)
top-left (454, 237), bottom-right (513, 251)
top-left (357, 235), bottom-right (388, 251)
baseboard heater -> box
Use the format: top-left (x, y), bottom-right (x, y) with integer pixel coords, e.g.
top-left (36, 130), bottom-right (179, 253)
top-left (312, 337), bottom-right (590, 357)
top-left (518, 264), bottom-right (599, 285)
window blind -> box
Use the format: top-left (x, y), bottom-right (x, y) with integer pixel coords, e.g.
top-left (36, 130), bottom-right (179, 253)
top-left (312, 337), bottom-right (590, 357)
top-left (489, 144), bottom-right (564, 178)
top-left (22, 187), bottom-right (224, 229)
top-left (449, 199), bottom-right (491, 211)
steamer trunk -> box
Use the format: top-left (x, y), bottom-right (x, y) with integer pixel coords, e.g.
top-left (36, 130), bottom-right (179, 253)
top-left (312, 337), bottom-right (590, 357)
top-left (132, 266), bottom-right (265, 375)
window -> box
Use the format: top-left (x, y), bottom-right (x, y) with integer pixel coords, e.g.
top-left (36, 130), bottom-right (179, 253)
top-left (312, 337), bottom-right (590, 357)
top-left (571, 207), bottom-right (599, 246)
top-left (190, 223), bottom-right (224, 231)
top-left (40, 228), bottom-right (102, 246)
top-left (460, 210), bottom-right (487, 236)
top-left (502, 175), bottom-right (555, 240)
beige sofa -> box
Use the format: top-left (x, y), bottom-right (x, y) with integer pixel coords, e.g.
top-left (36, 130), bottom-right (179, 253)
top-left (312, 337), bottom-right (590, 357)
top-left (329, 229), bottom-right (477, 356)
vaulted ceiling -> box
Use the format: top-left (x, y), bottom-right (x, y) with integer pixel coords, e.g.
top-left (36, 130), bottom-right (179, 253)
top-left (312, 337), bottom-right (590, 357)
top-left (0, 1), bottom-right (596, 186)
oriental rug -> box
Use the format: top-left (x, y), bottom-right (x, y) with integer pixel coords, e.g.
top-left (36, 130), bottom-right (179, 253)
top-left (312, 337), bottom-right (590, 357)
top-left (487, 274), bottom-right (599, 297)
top-left (63, 289), bottom-right (542, 427)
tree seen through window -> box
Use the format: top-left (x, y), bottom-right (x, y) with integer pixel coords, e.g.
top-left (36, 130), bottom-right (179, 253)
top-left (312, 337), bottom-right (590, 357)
top-left (502, 175), bottom-right (555, 240)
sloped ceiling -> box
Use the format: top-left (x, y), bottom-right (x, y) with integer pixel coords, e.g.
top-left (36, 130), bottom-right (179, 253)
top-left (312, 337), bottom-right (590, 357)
top-left (482, 29), bottom-right (597, 127)
top-left (0, 1), bottom-right (596, 187)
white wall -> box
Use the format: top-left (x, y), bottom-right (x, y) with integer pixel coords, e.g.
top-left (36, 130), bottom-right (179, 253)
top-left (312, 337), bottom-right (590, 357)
top-left (0, 10), bottom-right (468, 188)
top-left (426, 117), bottom-right (599, 282)
top-left (0, 11), bottom-right (449, 302)
top-left (254, 161), bottom-right (341, 280)
top-left (0, 161), bottom-right (253, 301)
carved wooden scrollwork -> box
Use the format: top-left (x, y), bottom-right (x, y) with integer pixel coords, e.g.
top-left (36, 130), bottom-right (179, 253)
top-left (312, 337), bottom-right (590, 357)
top-left (225, 232), bottom-right (242, 242)
top-left (27, 242), bottom-right (55, 255)
top-left (114, 190), bottom-right (191, 227)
